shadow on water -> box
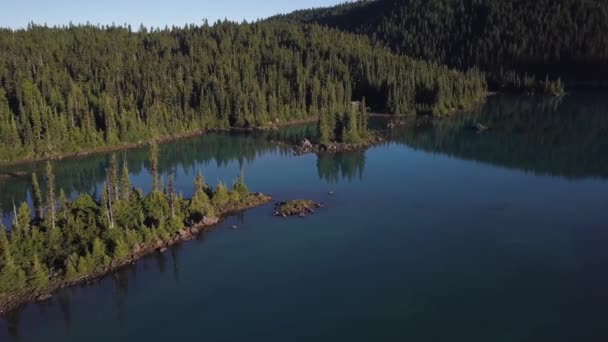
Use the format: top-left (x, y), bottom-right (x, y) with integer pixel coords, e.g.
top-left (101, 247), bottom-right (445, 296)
top-left (389, 93), bottom-right (608, 179)
top-left (317, 152), bottom-right (366, 183)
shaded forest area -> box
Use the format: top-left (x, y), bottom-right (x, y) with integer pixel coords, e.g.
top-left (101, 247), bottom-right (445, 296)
top-left (270, 0), bottom-right (608, 91)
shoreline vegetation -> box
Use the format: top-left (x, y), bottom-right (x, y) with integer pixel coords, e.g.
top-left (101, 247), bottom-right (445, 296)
top-left (0, 144), bottom-right (271, 315)
top-left (0, 91), bottom-right (494, 169)
top-left (0, 87), bottom-right (494, 167)
top-left (0, 117), bottom-right (320, 168)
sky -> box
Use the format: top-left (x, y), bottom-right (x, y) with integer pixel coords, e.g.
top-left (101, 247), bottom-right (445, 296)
top-left (0, 0), bottom-right (346, 29)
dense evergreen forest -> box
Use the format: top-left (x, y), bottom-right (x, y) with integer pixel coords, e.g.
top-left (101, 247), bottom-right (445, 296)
top-left (270, 0), bottom-right (608, 91)
top-left (0, 21), bottom-right (486, 162)
top-left (0, 145), bottom-right (265, 302)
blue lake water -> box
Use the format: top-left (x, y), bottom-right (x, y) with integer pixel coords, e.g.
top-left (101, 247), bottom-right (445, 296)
top-left (1, 94), bottom-right (608, 341)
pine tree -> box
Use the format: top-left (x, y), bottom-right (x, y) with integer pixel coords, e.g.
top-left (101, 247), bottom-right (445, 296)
top-left (13, 202), bottom-right (32, 234)
top-left (66, 255), bottom-right (79, 279)
top-left (359, 97), bottom-right (368, 137)
top-left (149, 141), bottom-right (159, 192)
top-left (317, 111), bottom-right (331, 145)
top-left (0, 223), bottom-right (10, 267)
top-left (113, 236), bottom-right (130, 260)
top-left (102, 181), bottom-right (114, 230)
top-left (232, 171), bottom-right (249, 197)
top-left (30, 254), bottom-right (50, 288)
top-left (344, 104), bottom-right (360, 144)
top-left (211, 182), bottom-right (230, 207)
top-left (167, 172), bottom-right (176, 218)
top-left (0, 230), bottom-right (27, 292)
top-left (120, 157), bottom-right (131, 200)
top-left (32, 172), bottom-right (44, 220)
top-left (92, 238), bottom-right (110, 267)
top-left (108, 154), bottom-right (119, 203)
top-left (45, 161), bottom-right (56, 229)
top-left (59, 188), bottom-right (69, 220)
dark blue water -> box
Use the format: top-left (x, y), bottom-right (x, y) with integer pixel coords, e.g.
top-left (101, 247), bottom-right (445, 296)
top-left (1, 94), bottom-right (608, 341)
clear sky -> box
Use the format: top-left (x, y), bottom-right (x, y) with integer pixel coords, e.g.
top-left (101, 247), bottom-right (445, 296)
top-left (0, 0), bottom-right (346, 29)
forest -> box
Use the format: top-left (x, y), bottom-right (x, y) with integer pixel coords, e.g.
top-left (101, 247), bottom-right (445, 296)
top-left (0, 143), bottom-right (265, 303)
top-left (0, 21), bottom-right (486, 162)
top-left (270, 0), bottom-right (608, 91)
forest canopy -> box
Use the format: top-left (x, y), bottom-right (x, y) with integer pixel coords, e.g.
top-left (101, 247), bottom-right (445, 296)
top-left (0, 21), bottom-right (486, 161)
top-left (0, 147), bottom-right (263, 301)
top-left (270, 0), bottom-right (608, 90)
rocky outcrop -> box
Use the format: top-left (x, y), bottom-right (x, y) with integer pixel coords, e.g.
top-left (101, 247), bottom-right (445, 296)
top-left (273, 200), bottom-right (324, 218)
top-left (468, 122), bottom-right (489, 132)
top-left (202, 216), bottom-right (219, 225)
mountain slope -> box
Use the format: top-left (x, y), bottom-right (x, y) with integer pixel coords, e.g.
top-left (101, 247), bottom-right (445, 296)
top-left (0, 22), bottom-right (485, 161)
top-left (270, 0), bottom-right (608, 89)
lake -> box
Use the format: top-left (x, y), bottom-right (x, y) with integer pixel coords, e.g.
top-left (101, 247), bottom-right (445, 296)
top-left (1, 93), bottom-right (608, 341)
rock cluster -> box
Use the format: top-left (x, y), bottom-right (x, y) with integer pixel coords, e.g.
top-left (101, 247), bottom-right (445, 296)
top-left (273, 200), bottom-right (324, 218)
top-left (467, 122), bottom-right (489, 132)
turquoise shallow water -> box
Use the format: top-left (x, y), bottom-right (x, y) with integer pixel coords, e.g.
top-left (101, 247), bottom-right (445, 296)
top-left (1, 94), bottom-right (608, 341)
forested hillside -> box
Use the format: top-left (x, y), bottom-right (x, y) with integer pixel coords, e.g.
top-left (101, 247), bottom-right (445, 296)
top-left (270, 0), bottom-right (608, 90)
top-left (0, 21), bottom-right (485, 162)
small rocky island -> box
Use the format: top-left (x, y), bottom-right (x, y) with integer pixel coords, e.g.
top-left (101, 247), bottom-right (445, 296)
top-left (293, 99), bottom-right (384, 156)
top-left (293, 135), bottom-right (384, 156)
top-left (274, 200), bottom-right (323, 217)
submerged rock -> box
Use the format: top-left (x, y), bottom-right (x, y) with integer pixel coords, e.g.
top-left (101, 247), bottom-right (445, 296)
top-left (469, 122), bottom-right (489, 132)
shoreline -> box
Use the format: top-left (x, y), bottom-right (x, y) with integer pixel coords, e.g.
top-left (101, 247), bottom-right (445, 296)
top-left (0, 193), bottom-right (272, 316)
top-left (0, 94), bottom-right (493, 168)
top-left (0, 117), bottom-right (319, 168)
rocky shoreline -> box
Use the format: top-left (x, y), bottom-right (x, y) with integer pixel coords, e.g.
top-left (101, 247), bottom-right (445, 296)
top-left (0, 193), bottom-right (272, 316)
